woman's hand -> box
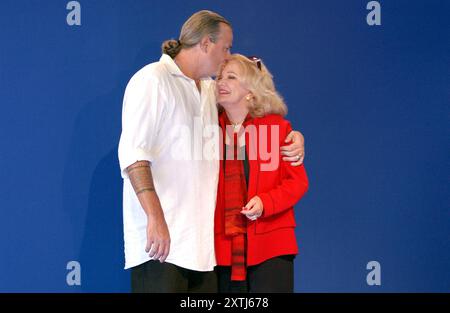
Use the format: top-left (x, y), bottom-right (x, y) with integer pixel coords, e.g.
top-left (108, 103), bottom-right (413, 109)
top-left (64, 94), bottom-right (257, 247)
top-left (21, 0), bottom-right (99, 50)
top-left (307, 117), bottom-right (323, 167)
top-left (241, 196), bottom-right (264, 221)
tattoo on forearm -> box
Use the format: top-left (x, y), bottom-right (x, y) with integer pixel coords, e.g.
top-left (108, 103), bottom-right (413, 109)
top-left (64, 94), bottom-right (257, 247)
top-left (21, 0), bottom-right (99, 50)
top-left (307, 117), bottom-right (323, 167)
top-left (127, 162), bottom-right (155, 197)
top-left (136, 187), bottom-right (155, 195)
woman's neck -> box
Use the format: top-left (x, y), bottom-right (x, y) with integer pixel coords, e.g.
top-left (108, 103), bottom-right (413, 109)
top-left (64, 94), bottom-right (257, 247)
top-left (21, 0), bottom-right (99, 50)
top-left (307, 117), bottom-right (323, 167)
top-left (225, 107), bottom-right (249, 125)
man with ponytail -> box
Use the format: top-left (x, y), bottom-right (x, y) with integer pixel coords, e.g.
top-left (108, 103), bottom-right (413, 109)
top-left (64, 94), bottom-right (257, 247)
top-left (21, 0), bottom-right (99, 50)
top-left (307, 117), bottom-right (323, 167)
top-left (118, 10), bottom-right (305, 292)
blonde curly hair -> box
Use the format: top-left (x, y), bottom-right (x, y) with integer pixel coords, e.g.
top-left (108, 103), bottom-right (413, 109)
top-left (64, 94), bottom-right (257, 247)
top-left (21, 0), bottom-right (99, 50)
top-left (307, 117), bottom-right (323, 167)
top-left (217, 53), bottom-right (287, 117)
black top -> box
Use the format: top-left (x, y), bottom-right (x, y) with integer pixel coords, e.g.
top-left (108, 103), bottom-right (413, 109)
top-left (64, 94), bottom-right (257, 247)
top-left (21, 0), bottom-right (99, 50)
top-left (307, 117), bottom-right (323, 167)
top-left (224, 144), bottom-right (250, 188)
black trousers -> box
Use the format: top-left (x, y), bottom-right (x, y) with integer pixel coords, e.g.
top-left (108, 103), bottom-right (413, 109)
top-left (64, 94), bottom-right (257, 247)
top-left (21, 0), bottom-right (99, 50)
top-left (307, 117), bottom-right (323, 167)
top-left (216, 255), bottom-right (295, 293)
top-left (131, 260), bottom-right (217, 293)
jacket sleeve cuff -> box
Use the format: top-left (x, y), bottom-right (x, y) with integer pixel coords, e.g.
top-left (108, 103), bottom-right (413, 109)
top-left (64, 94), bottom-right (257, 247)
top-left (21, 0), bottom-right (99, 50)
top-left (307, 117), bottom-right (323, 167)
top-left (259, 193), bottom-right (274, 218)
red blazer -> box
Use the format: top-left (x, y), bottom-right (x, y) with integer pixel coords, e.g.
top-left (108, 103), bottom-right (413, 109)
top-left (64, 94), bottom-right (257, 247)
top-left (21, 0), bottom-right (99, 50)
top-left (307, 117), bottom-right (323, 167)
top-left (215, 113), bottom-right (309, 266)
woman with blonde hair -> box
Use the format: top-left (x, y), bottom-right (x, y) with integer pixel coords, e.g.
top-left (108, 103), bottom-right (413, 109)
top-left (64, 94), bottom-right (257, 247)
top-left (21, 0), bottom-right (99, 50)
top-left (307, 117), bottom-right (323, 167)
top-left (214, 54), bottom-right (309, 292)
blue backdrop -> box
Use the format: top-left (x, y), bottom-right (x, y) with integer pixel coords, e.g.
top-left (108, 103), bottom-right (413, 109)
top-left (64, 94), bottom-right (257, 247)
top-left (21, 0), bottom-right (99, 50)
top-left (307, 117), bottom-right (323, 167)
top-left (0, 0), bottom-right (448, 292)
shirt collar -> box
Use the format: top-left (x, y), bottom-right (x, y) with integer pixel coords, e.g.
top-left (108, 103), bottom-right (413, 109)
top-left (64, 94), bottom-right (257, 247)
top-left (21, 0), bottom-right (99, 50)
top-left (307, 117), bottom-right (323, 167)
top-left (160, 54), bottom-right (213, 83)
top-left (160, 54), bottom-right (185, 77)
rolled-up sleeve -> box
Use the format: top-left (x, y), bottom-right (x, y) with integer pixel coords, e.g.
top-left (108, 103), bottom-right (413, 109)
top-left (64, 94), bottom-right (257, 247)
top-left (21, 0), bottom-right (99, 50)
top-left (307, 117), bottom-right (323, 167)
top-left (118, 70), bottom-right (166, 179)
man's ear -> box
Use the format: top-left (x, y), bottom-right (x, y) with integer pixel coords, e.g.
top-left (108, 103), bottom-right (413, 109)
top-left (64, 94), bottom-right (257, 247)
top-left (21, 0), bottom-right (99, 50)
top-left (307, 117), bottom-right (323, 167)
top-left (199, 36), bottom-right (210, 53)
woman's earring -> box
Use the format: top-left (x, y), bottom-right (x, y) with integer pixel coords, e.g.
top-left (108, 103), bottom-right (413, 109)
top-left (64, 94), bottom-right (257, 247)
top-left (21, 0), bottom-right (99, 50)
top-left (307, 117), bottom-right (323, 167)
top-left (246, 95), bottom-right (252, 101)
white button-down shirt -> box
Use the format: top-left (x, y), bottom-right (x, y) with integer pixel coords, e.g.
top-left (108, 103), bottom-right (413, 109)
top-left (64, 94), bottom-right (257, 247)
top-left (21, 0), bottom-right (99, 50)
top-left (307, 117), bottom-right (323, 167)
top-left (118, 54), bottom-right (220, 271)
